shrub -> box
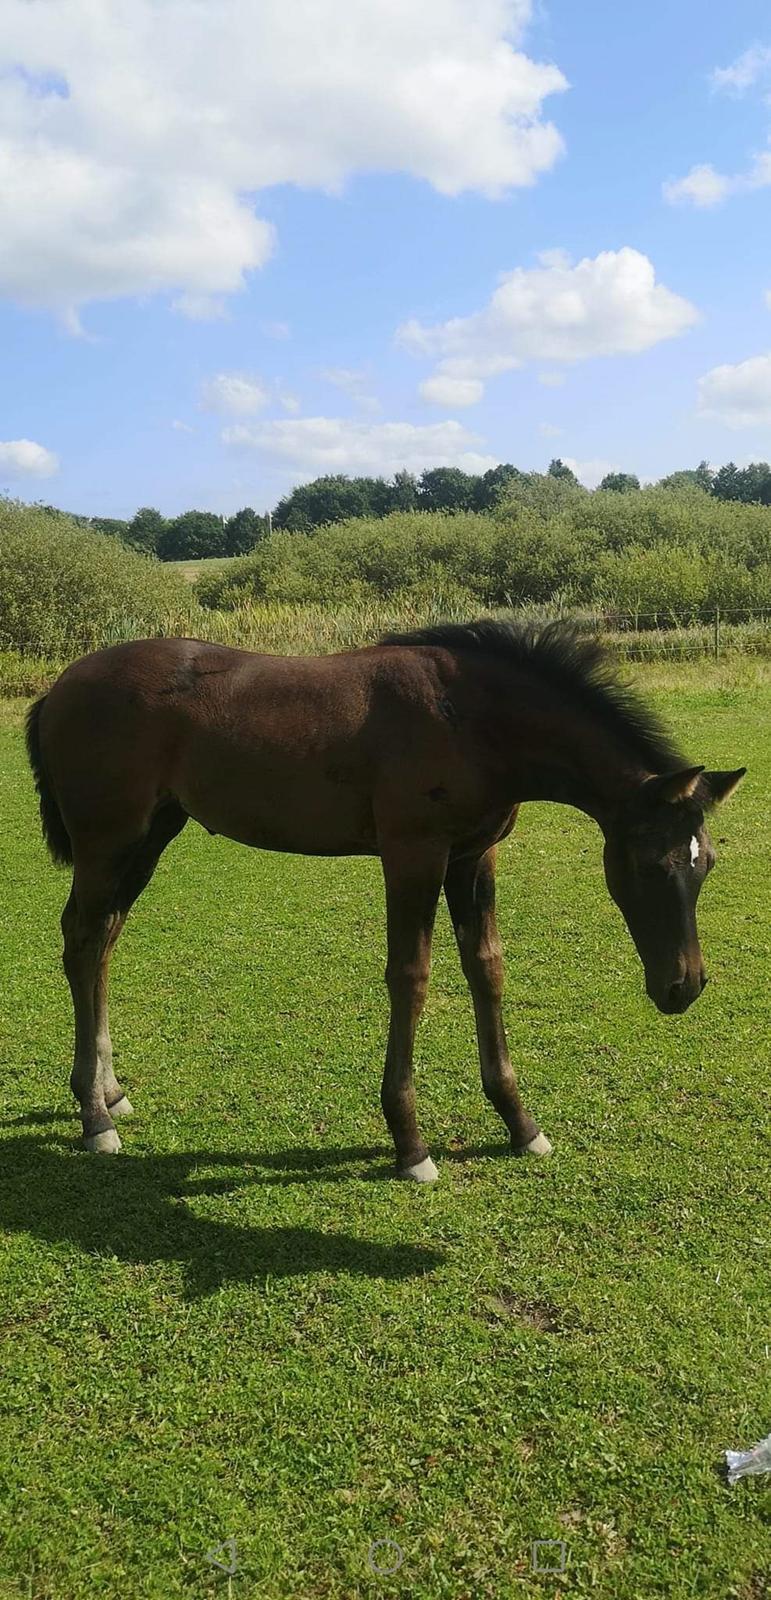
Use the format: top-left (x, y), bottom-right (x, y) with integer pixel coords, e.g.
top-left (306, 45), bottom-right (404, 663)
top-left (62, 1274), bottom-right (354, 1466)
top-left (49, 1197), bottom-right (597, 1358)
top-left (0, 499), bottom-right (194, 657)
top-left (194, 498), bottom-right (771, 620)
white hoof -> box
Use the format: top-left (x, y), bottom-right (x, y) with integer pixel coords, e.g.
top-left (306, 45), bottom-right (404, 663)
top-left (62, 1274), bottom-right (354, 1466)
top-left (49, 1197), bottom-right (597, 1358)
top-left (83, 1128), bottom-right (122, 1155)
top-left (108, 1096), bottom-right (134, 1119)
top-left (525, 1131), bottom-right (553, 1157)
top-left (398, 1155), bottom-right (439, 1183)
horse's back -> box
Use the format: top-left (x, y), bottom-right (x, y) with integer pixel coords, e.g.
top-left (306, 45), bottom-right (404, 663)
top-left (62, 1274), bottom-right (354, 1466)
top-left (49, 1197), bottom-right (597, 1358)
top-left (37, 638), bottom-right (444, 856)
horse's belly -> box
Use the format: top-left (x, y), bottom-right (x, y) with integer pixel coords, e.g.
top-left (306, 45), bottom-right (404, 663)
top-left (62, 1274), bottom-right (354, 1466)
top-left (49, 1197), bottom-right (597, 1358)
top-left (177, 766), bottom-right (378, 856)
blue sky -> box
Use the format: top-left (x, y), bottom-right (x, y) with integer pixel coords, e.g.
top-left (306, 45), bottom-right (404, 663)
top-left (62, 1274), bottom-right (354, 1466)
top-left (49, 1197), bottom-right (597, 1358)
top-left (1, 0), bottom-right (770, 518)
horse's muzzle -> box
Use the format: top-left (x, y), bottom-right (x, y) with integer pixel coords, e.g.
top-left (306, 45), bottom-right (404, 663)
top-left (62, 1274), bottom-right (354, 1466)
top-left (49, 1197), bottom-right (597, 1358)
top-left (652, 970), bottom-right (708, 1015)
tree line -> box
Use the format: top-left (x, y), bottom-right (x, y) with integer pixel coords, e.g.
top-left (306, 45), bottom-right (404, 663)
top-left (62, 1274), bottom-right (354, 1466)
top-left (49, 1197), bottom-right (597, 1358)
top-left (37, 458), bottom-right (771, 561)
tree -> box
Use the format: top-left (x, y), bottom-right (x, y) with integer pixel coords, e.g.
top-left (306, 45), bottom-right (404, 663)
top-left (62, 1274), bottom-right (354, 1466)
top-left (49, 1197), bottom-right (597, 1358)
top-left (599, 472), bottom-right (640, 494)
top-left (273, 475), bottom-right (378, 531)
top-left (472, 463), bottom-right (521, 511)
top-left (708, 458), bottom-right (771, 503)
top-left (390, 470), bottom-right (419, 512)
top-left (368, 478), bottom-right (399, 518)
top-left (547, 458), bottom-right (579, 485)
top-left (128, 507), bottom-right (167, 555)
top-left (89, 517), bottom-right (132, 541)
top-left (710, 463), bottom-right (742, 502)
top-left (157, 510), bottom-right (227, 561)
top-left (735, 462), bottom-right (771, 505)
top-left (224, 506), bottom-right (266, 555)
top-left (417, 467), bottom-right (476, 512)
top-left (657, 464), bottom-right (712, 494)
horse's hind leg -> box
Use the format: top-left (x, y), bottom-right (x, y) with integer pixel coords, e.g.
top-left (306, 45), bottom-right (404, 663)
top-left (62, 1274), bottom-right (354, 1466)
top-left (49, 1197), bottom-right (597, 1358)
top-left (444, 847), bottom-right (551, 1157)
top-left (95, 914), bottom-right (132, 1117)
top-left (62, 879), bottom-right (125, 1154)
top-left (66, 803), bottom-right (188, 1151)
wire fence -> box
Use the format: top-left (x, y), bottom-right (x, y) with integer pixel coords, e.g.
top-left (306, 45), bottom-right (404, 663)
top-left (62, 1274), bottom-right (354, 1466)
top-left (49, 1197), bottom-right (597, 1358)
top-left (541, 604), bottom-right (771, 661)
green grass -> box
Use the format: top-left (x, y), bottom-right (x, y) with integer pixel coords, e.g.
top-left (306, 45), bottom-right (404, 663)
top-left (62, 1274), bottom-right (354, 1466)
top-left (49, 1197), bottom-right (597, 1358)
top-left (0, 671), bottom-right (769, 1599)
top-left (168, 557), bottom-right (236, 585)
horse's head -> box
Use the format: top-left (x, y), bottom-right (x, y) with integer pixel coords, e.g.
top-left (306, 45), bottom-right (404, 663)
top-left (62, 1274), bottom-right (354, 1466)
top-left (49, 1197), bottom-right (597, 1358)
top-left (603, 766), bottom-right (745, 1014)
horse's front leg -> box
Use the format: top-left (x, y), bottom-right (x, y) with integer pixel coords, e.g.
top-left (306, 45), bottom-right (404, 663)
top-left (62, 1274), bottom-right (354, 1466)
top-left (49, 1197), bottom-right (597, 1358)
top-left (444, 847), bottom-right (551, 1157)
top-left (379, 838), bottom-right (448, 1182)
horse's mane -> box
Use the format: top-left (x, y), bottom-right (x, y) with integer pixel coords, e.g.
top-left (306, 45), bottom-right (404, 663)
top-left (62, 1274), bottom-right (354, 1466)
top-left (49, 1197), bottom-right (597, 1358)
top-left (379, 618), bottom-right (685, 774)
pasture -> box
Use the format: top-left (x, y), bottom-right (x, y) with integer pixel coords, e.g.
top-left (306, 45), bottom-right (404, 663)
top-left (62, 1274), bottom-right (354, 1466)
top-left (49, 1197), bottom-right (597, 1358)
top-left (169, 557), bottom-right (236, 587)
top-left (0, 665), bottom-right (769, 1599)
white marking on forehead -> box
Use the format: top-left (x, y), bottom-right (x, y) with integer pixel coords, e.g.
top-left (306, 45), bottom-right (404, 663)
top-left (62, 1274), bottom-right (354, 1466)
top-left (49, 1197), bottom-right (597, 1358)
top-left (689, 835), bottom-right (700, 867)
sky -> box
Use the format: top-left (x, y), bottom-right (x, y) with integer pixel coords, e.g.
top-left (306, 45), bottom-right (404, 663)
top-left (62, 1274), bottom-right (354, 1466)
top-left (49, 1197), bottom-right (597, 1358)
top-left (1, 0), bottom-right (770, 519)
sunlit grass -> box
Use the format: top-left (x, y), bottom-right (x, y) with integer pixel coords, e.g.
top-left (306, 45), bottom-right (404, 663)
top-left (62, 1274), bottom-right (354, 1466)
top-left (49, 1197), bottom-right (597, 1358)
top-left (0, 675), bottom-right (768, 1598)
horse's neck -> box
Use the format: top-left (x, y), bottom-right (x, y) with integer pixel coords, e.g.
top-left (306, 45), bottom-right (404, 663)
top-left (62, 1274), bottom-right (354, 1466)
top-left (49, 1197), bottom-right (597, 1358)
top-left (499, 695), bottom-right (648, 825)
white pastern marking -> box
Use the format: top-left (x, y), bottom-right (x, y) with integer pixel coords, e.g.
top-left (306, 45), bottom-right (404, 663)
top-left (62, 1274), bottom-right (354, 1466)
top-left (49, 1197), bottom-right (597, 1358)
top-left (689, 835), bottom-right (699, 868)
top-left (400, 1155), bottom-right (439, 1183)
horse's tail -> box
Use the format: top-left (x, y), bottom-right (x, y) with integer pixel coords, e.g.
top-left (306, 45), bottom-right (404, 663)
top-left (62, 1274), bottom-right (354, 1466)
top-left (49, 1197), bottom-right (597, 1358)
top-left (25, 695), bottom-right (72, 866)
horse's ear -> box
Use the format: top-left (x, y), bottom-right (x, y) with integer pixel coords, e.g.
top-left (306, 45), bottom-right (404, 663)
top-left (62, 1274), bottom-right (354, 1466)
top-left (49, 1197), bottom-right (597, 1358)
top-left (642, 767), bottom-right (705, 805)
top-left (701, 768), bottom-right (747, 807)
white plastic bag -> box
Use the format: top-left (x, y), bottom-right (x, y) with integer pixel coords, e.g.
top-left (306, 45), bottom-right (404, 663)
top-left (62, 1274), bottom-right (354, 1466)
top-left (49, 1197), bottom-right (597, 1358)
top-left (725, 1433), bottom-right (771, 1485)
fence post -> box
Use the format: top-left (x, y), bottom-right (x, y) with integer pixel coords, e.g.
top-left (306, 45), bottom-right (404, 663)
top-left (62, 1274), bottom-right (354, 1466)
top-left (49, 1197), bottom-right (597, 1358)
top-left (713, 605), bottom-right (721, 660)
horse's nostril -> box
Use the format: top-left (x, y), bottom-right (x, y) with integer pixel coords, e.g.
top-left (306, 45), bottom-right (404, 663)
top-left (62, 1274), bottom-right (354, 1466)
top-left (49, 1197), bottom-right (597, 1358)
top-left (666, 979), bottom-right (687, 1013)
top-left (665, 972), bottom-right (706, 1012)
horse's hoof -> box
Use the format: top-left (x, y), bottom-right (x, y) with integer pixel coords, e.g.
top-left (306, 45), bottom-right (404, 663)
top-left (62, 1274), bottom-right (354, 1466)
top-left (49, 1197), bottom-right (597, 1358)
top-left (108, 1096), bottom-right (134, 1119)
top-left (83, 1129), bottom-right (122, 1155)
top-left (522, 1131), bottom-right (553, 1157)
top-left (398, 1155), bottom-right (439, 1183)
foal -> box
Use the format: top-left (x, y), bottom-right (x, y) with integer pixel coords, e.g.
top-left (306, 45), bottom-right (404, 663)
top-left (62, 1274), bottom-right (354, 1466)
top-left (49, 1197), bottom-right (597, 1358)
top-left (27, 621), bottom-right (744, 1180)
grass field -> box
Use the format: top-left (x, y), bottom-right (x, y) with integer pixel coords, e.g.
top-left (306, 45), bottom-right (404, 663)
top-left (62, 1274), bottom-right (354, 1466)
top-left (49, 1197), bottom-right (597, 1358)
top-left (169, 557), bottom-right (236, 585)
top-left (0, 667), bottom-right (769, 1599)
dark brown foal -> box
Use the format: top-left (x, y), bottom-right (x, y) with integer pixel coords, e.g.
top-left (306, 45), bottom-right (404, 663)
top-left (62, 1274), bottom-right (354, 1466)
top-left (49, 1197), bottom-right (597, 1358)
top-left (27, 621), bottom-right (744, 1177)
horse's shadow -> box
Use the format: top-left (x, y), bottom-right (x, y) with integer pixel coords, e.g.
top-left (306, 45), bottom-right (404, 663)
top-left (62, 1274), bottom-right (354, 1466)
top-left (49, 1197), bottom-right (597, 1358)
top-left (0, 1126), bottom-right (448, 1299)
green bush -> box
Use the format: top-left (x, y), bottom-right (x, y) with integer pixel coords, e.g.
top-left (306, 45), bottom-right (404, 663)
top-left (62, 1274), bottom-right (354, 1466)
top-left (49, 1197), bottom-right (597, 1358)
top-left (595, 543), bottom-right (771, 623)
top-left (4, 493), bottom-right (770, 681)
top-left (196, 514), bottom-right (501, 608)
top-left (196, 498), bottom-right (771, 619)
top-left (0, 499), bottom-right (195, 657)
top-left (565, 487), bottom-right (771, 567)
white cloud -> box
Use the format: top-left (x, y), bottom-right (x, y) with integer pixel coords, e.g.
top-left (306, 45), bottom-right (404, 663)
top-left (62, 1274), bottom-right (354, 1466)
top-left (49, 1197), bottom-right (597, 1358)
top-left (420, 374), bottom-right (484, 407)
top-left (263, 321), bottom-right (291, 341)
top-left (279, 393), bottom-right (301, 415)
top-left (0, 438), bottom-right (59, 478)
top-left (765, 290), bottom-right (771, 311)
top-left (321, 367), bottom-right (380, 413)
top-left (664, 152), bottom-right (771, 207)
top-left (562, 456), bottom-right (616, 489)
top-left (401, 248), bottom-right (697, 401)
top-left (172, 294), bottom-right (228, 322)
top-left (750, 150), bottom-right (771, 187)
top-left (222, 416), bottom-right (496, 479)
top-left (200, 373), bottom-right (268, 416)
top-left (712, 44), bottom-right (771, 95)
top-left (666, 48), bottom-right (771, 207)
top-left (663, 163), bottom-right (732, 208)
top-left (171, 418), bottom-right (193, 433)
top-left (537, 369), bottom-right (566, 387)
top-left (697, 352), bottom-right (771, 427)
top-left (0, 0), bottom-right (567, 319)
top-left (539, 422), bottom-right (562, 437)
